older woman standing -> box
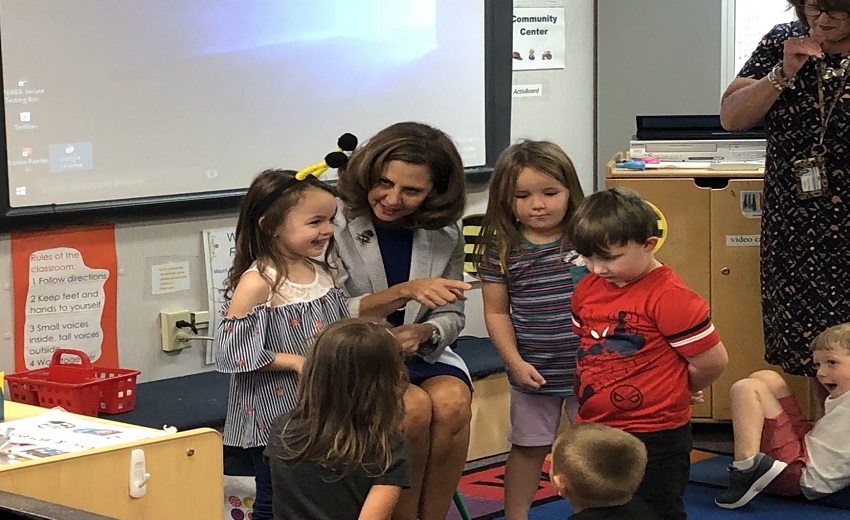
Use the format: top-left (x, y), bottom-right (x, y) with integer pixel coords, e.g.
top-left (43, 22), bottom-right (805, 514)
top-left (720, 1), bottom-right (850, 382)
top-left (334, 121), bottom-right (473, 520)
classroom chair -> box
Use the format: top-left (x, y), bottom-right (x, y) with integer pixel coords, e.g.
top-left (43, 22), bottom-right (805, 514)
top-left (461, 213), bottom-right (485, 277)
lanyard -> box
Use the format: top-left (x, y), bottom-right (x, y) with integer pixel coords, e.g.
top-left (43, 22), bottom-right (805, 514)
top-left (814, 60), bottom-right (850, 157)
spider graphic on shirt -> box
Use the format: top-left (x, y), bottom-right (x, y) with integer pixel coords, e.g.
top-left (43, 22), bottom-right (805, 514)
top-left (575, 310), bottom-right (649, 410)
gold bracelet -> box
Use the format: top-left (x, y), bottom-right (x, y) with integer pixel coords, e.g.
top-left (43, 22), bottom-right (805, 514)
top-left (767, 67), bottom-right (785, 92)
top-left (769, 61), bottom-right (795, 91)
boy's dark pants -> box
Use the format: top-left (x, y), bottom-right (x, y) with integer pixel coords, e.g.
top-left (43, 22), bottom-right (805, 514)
top-left (632, 423), bottom-right (692, 520)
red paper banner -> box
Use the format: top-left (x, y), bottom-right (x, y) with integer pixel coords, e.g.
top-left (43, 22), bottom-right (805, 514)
top-left (11, 225), bottom-right (119, 371)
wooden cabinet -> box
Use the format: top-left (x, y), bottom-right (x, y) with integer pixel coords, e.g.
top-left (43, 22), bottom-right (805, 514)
top-left (606, 157), bottom-right (811, 420)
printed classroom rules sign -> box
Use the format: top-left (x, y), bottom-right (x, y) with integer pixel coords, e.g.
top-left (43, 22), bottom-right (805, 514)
top-left (11, 226), bottom-right (119, 371)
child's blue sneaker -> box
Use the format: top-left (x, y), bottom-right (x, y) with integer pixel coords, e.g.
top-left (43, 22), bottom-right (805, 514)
top-left (715, 453), bottom-right (788, 509)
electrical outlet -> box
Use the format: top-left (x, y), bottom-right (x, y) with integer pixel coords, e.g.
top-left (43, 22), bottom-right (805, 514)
top-left (191, 310), bottom-right (211, 328)
top-left (160, 310), bottom-right (191, 352)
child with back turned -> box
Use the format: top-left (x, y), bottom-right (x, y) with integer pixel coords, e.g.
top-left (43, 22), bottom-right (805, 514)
top-left (715, 323), bottom-right (850, 509)
top-left (567, 187), bottom-right (729, 520)
top-left (550, 423), bottom-right (655, 519)
top-left (477, 140), bottom-right (585, 520)
top-left (264, 318), bottom-right (411, 520)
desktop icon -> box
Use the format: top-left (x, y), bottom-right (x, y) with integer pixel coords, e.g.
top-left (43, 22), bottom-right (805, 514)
top-left (19, 112), bottom-right (31, 122)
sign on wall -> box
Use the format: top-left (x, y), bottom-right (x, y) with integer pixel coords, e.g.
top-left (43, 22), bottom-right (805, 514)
top-left (512, 8), bottom-right (565, 71)
top-left (202, 227), bottom-right (236, 365)
top-left (11, 226), bottom-right (119, 371)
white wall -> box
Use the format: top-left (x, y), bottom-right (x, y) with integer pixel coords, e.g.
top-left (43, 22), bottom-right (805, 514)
top-left (464, 0), bottom-right (595, 338)
top-left (596, 0), bottom-right (723, 179)
top-left (0, 0), bottom-right (594, 381)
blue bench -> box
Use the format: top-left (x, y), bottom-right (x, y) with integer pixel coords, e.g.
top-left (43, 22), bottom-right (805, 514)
top-left (100, 370), bottom-right (230, 430)
top-left (103, 336), bottom-right (503, 431)
top-left (453, 335), bottom-right (506, 380)
top-left (102, 336), bottom-right (504, 474)
top-left (101, 336), bottom-right (505, 476)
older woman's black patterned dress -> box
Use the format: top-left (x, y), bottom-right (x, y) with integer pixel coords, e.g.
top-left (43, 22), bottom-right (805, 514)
top-left (739, 22), bottom-right (850, 377)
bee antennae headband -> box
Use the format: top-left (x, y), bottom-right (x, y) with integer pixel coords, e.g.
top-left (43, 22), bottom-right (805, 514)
top-left (253, 133), bottom-right (357, 221)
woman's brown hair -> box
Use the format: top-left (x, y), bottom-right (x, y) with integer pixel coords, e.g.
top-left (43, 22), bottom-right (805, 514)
top-left (276, 318), bottom-right (407, 476)
top-left (224, 169), bottom-right (337, 299)
top-left (337, 121), bottom-right (466, 230)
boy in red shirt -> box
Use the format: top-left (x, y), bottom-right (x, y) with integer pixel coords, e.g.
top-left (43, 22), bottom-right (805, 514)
top-left (567, 187), bottom-right (729, 520)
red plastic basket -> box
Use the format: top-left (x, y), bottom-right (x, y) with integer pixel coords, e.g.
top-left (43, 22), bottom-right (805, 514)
top-left (5, 349), bottom-right (140, 416)
top-left (94, 367), bottom-right (139, 413)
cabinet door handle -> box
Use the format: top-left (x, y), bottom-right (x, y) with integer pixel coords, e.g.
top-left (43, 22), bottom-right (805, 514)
top-left (720, 267), bottom-right (731, 275)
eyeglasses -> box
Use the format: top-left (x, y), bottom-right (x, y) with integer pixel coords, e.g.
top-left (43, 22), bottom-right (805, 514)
top-left (803, 5), bottom-right (850, 20)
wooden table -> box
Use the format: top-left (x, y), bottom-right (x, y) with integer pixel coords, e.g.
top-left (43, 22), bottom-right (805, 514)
top-left (0, 402), bottom-right (223, 519)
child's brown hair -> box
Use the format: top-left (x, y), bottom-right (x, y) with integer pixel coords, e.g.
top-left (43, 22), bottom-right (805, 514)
top-left (276, 318), bottom-right (407, 476)
top-left (551, 422), bottom-right (647, 509)
top-left (225, 169), bottom-right (336, 299)
top-left (810, 323), bottom-right (850, 355)
top-left (567, 186), bottom-right (659, 258)
top-left (477, 139), bottom-right (585, 275)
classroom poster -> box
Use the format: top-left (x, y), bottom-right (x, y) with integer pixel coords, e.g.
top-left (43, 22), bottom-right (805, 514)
top-left (512, 8), bottom-right (565, 71)
top-left (11, 226), bottom-right (119, 371)
top-left (202, 227), bottom-right (236, 365)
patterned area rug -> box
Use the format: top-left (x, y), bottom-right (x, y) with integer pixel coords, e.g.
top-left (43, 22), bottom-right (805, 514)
top-left (449, 455), bottom-right (556, 520)
top-left (449, 450), bottom-right (849, 519)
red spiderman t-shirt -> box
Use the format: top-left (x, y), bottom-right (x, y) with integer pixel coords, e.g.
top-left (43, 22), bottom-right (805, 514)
top-left (570, 264), bottom-right (720, 433)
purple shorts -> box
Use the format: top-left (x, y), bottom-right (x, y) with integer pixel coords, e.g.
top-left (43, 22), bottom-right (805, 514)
top-left (508, 388), bottom-right (578, 447)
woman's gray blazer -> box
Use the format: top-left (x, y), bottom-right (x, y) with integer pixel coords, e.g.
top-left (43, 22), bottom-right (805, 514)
top-left (333, 201), bottom-right (470, 378)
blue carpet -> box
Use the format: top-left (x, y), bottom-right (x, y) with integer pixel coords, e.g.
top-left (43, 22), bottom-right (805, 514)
top-left (690, 455), bottom-right (850, 510)
top-left (485, 486), bottom-right (849, 519)
top-left (684, 485), bottom-right (850, 519)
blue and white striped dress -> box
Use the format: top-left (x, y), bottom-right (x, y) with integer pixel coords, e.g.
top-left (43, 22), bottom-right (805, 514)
top-left (215, 265), bottom-right (349, 448)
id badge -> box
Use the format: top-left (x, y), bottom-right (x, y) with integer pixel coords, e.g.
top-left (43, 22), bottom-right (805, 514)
top-left (793, 156), bottom-right (828, 199)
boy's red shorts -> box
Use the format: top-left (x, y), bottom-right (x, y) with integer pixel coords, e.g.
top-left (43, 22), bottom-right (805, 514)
top-left (760, 395), bottom-right (811, 496)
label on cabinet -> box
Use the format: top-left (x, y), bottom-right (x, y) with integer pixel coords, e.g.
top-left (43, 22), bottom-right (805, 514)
top-left (725, 234), bottom-right (760, 247)
top-left (740, 190), bottom-right (763, 218)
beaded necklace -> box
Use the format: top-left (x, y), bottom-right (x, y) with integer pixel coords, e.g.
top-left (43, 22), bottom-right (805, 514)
top-left (820, 56), bottom-right (850, 79)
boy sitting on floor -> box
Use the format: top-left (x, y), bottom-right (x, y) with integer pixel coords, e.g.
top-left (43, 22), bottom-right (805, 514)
top-left (550, 422), bottom-right (656, 519)
top-left (715, 323), bottom-right (850, 509)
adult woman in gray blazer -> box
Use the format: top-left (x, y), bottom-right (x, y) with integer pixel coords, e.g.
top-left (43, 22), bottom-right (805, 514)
top-left (334, 122), bottom-right (472, 520)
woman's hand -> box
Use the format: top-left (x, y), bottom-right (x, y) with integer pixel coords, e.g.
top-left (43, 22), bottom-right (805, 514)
top-left (358, 278), bottom-right (470, 320)
top-left (399, 278), bottom-right (471, 309)
top-left (783, 34), bottom-right (825, 79)
top-left (507, 359), bottom-right (546, 391)
top-left (391, 323), bottom-right (433, 354)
